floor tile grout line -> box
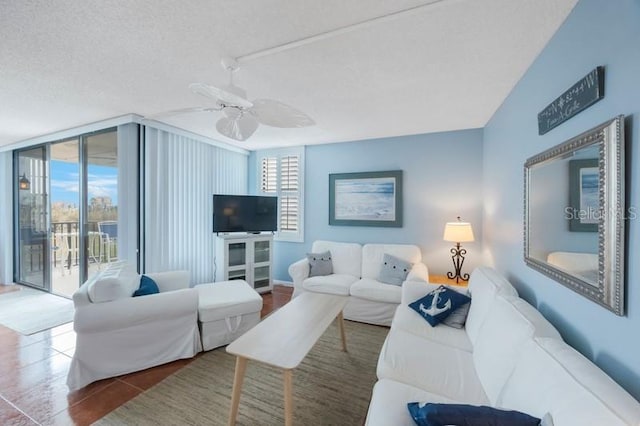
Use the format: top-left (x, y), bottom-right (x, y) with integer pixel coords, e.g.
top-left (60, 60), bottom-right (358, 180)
top-left (0, 393), bottom-right (41, 425)
top-left (116, 377), bottom-right (149, 393)
top-left (87, 379), bottom-right (147, 423)
top-left (0, 349), bottom-right (61, 374)
top-left (59, 379), bottom-right (124, 419)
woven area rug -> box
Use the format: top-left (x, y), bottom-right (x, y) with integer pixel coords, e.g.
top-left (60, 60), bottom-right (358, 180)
top-left (96, 320), bottom-right (389, 426)
top-left (0, 285), bottom-right (74, 335)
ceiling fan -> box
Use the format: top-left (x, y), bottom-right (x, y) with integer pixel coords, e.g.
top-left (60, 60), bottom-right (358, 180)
top-left (156, 57), bottom-right (315, 141)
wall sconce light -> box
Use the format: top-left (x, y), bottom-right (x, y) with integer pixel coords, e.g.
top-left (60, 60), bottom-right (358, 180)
top-left (443, 216), bottom-right (475, 283)
top-left (18, 173), bottom-right (30, 191)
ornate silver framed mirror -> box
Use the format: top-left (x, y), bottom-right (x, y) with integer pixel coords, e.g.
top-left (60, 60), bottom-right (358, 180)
top-left (524, 116), bottom-right (625, 315)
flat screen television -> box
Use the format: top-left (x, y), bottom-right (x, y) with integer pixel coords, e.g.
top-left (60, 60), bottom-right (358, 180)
top-left (213, 194), bottom-right (278, 233)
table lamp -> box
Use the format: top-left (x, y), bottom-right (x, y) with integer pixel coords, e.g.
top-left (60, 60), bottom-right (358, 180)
top-left (443, 216), bottom-right (475, 283)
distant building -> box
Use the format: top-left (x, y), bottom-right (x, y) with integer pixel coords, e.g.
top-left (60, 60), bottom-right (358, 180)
top-left (90, 197), bottom-right (113, 210)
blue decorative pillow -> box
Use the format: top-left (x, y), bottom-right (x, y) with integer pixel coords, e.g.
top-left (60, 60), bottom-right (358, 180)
top-left (378, 253), bottom-right (413, 286)
top-left (407, 402), bottom-right (541, 426)
top-left (307, 251), bottom-right (333, 277)
top-left (408, 285), bottom-right (471, 326)
top-left (133, 275), bottom-right (160, 297)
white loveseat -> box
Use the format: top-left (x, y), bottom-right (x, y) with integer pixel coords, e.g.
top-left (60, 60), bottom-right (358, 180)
top-left (288, 240), bottom-right (429, 326)
top-left (365, 267), bottom-right (640, 426)
top-left (67, 262), bottom-right (202, 391)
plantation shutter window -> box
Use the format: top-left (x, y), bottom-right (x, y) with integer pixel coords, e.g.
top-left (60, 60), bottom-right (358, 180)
top-left (261, 157), bottom-right (277, 193)
top-left (280, 155), bottom-right (299, 232)
top-left (257, 148), bottom-right (304, 242)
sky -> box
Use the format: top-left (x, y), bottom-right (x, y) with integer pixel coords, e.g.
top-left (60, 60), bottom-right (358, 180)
top-left (50, 160), bottom-right (118, 205)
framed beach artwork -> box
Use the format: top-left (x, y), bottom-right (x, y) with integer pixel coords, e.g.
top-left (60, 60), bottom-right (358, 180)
top-left (329, 170), bottom-right (403, 227)
top-left (569, 159), bottom-right (599, 232)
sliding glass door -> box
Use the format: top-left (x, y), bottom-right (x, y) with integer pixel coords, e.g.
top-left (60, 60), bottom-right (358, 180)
top-left (49, 137), bottom-right (81, 297)
top-left (15, 146), bottom-right (48, 290)
top-left (85, 131), bottom-right (119, 278)
top-left (14, 128), bottom-right (119, 297)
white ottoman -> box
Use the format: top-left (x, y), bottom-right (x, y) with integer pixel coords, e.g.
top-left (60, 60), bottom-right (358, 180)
top-left (195, 280), bottom-right (263, 351)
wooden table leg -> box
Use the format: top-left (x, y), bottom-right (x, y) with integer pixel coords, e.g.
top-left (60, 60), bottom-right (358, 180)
top-left (228, 356), bottom-right (248, 426)
top-left (283, 369), bottom-right (293, 426)
top-left (337, 311), bottom-right (347, 352)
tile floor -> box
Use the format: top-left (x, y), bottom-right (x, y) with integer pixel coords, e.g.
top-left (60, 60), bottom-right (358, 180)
top-left (0, 284), bottom-right (293, 425)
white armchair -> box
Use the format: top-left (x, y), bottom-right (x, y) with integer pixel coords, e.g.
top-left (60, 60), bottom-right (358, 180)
top-left (67, 262), bottom-right (202, 391)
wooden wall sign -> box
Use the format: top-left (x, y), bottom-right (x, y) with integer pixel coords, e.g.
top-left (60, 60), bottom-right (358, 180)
top-left (538, 66), bottom-right (605, 135)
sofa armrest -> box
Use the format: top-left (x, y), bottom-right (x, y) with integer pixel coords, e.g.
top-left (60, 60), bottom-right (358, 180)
top-left (74, 288), bottom-right (198, 333)
top-left (406, 262), bottom-right (429, 282)
top-left (401, 280), bottom-right (439, 305)
top-left (288, 258), bottom-right (310, 290)
top-left (72, 283), bottom-right (92, 308)
top-left (146, 270), bottom-right (190, 293)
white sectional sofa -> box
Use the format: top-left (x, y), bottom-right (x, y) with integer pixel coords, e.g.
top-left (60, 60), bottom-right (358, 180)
top-left (365, 267), bottom-right (640, 426)
top-left (288, 240), bottom-right (429, 326)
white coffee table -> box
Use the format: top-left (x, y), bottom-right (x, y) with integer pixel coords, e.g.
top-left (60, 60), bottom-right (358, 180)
top-left (226, 292), bottom-right (349, 426)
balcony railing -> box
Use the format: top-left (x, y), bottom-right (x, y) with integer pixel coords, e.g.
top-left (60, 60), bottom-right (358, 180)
top-left (52, 221), bottom-right (117, 267)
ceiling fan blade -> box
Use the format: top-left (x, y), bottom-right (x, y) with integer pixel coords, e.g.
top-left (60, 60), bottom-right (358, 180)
top-left (216, 114), bottom-right (259, 141)
top-left (189, 82), bottom-right (253, 108)
top-left (249, 99), bottom-right (315, 128)
top-left (144, 106), bottom-right (219, 119)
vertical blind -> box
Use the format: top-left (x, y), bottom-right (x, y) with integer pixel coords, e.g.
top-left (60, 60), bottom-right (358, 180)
top-left (144, 128), bottom-right (247, 283)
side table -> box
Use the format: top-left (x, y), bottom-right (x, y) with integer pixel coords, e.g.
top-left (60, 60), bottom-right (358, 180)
top-left (429, 274), bottom-right (469, 287)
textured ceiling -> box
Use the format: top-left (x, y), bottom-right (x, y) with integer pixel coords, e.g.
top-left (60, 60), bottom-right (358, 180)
top-left (0, 0), bottom-right (577, 150)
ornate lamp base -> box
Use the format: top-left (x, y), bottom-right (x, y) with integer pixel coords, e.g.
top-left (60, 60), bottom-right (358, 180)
top-left (446, 242), bottom-right (469, 283)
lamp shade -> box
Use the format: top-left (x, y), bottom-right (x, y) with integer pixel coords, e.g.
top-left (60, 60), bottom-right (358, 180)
top-left (443, 221), bottom-right (474, 243)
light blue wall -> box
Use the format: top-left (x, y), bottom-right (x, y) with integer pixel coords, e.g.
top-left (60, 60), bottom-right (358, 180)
top-left (250, 129), bottom-right (484, 282)
top-left (483, 0), bottom-right (640, 399)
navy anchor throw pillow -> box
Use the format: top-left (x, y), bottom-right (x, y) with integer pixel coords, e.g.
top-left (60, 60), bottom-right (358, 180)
top-left (408, 285), bottom-right (471, 326)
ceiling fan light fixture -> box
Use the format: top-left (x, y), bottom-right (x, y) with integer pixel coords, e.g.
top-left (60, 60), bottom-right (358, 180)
top-left (183, 57), bottom-right (315, 141)
top-left (222, 106), bottom-right (241, 120)
top-left (216, 114), bottom-right (259, 142)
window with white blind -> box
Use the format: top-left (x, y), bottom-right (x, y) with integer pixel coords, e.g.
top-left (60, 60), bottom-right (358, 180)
top-left (257, 147), bottom-right (304, 242)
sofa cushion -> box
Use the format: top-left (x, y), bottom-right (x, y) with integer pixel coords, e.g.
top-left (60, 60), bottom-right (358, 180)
top-left (133, 275), bottom-right (160, 297)
top-left (465, 267), bottom-right (518, 345)
top-left (442, 301), bottom-right (471, 329)
top-left (408, 285), bottom-right (471, 327)
top-left (302, 274), bottom-right (358, 296)
top-left (362, 244), bottom-right (422, 280)
top-left (378, 253), bottom-right (412, 285)
top-left (306, 251), bottom-right (333, 277)
top-left (391, 305), bottom-right (473, 352)
top-left (366, 379), bottom-right (463, 426)
top-left (350, 278), bottom-right (403, 303)
top-left (472, 295), bottom-right (561, 405)
top-left (497, 338), bottom-right (640, 426)
top-left (407, 403), bottom-right (541, 426)
top-left (311, 240), bottom-right (362, 277)
top-left (87, 261), bottom-right (140, 303)
top-left (377, 328), bottom-right (489, 403)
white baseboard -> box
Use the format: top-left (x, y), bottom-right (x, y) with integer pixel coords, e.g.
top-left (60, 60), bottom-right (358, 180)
top-left (273, 279), bottom-right (293, 287)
